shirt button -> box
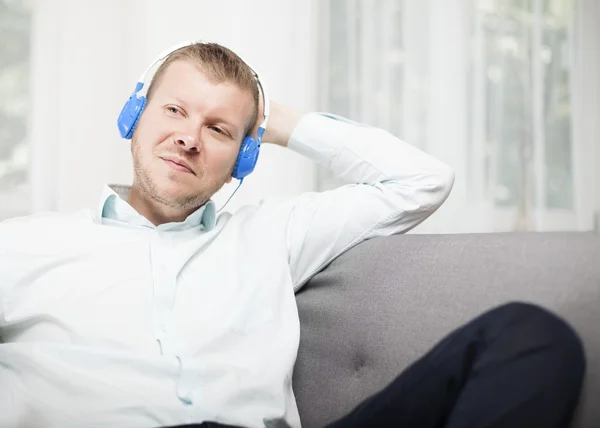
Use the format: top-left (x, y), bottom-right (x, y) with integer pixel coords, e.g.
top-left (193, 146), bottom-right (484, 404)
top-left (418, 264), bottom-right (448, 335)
top-left (177, 390), bottom-right (193, 405)
top-left (157, 230), bottom-right (173, 242)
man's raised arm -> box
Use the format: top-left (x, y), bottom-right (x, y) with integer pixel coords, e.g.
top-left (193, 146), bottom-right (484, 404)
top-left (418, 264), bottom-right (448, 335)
top-left (261, 102), bottom-right (455, 291)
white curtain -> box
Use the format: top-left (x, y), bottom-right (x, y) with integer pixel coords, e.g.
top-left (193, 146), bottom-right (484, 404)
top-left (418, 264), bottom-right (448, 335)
top-left (317, 0), bottom-right (599, 233)
top-left (0, 0), bottom-right (319, 218)
top-left (0, 0), bottom-right (32, 219)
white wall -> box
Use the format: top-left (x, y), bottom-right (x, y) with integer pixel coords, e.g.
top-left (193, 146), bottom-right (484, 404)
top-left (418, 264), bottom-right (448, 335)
top-left (30, 0), bottom-right (320, 214)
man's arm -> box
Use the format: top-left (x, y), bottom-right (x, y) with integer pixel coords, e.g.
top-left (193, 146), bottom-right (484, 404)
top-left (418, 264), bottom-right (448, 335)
top-left (261, 102), bottom-right (455, 291)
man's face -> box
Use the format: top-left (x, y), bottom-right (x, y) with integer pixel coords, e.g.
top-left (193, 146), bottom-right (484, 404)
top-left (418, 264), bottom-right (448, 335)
top-left (131, 60), bottom-right (255, 211)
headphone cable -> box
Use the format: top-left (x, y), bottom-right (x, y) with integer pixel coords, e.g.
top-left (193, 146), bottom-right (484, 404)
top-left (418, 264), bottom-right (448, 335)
top-left (216, 178), bottom-right (244, 213)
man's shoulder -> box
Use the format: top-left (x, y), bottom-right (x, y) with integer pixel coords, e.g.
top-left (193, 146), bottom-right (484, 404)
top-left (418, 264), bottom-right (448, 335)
top-left (0, 209), bottom-right (95, 233)
top-left (220, 196), bottom-right (299, 223)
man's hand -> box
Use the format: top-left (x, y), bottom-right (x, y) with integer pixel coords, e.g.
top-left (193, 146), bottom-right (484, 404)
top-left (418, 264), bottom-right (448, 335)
top-left (252, 99), bottom-right (306, 147)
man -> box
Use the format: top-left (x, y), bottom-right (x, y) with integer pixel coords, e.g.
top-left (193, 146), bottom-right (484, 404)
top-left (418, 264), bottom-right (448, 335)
top-left (0, 42), bottom-right (584, 428)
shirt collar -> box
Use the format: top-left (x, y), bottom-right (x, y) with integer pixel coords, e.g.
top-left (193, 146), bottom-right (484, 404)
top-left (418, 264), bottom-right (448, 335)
top-left (96, 184), bottom-right (216, 231)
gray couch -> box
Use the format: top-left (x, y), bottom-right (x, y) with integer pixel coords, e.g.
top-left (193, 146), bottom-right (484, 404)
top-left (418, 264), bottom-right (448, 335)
top-left (293, 232), bottom-right (600, 428)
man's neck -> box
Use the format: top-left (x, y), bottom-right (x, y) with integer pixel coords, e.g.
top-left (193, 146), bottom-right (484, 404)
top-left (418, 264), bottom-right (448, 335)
top-left (127, 185), bottom-right (195, 226)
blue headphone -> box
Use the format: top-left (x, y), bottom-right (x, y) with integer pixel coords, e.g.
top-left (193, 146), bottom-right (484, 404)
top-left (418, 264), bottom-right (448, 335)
top-left (117, 41), bottom-right (270, 180)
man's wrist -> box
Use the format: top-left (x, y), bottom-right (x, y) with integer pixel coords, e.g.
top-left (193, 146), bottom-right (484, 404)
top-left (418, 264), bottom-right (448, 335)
top-left (262, 101), bottom-right (307, 147)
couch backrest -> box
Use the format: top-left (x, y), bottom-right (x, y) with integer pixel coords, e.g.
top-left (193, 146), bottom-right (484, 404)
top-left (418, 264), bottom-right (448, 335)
top-left (293, 232), bottom-right (600, 428)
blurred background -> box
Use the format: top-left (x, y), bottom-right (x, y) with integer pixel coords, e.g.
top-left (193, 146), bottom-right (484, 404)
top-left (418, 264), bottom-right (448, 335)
top-left (0, 0), bottom-right (598, 233)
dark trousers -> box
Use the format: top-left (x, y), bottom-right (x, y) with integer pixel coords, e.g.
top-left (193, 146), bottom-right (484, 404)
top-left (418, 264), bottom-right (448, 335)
top-left (168, 302), bottom-right (586, 428)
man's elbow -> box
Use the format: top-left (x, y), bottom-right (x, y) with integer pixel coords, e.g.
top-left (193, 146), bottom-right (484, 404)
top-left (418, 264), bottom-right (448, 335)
top-left (377, 161), bottom-right (455, 217)
top-left (437, 164), bottom-right (455, 202)
top-left (416, 163), bottom-right (455, 212)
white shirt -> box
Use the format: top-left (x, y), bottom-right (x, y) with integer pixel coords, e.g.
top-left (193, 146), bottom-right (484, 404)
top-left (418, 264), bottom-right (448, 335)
top-left (0, 113), bottom-right (454, 428)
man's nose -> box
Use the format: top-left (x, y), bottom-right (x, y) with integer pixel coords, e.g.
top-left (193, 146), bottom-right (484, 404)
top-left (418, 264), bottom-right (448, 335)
top-left (174, 133), bottom-right (202, 153)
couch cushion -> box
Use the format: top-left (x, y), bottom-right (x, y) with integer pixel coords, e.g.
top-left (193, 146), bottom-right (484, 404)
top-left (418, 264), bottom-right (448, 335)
top-left (293, 232), bottom-right (600, 428)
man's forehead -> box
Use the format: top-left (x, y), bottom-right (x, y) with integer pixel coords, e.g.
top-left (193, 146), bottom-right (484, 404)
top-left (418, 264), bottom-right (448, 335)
top-left (155, 61), bottom-right (253, 110)
top-left (155, 60), bottom-right (220, 92)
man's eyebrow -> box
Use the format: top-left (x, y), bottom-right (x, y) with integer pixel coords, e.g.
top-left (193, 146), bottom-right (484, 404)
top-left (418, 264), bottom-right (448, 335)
top-left (172, 96), bottom-right (190, 108)
top-left (206, 114), bottom-right (242, 135)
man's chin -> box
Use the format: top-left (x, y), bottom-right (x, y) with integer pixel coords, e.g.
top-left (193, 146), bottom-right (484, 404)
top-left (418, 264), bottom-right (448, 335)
top-left (151, 182), bottom-right (202, 207)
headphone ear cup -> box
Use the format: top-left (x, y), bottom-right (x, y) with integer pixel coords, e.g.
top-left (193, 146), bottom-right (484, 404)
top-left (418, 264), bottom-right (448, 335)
top-left (117, 93), bottom-right (147, 139)
top-left (233, 136), bottom-right (260, 179)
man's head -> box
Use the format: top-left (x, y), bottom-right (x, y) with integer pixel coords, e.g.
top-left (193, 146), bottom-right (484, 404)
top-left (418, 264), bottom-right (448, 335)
top-left (129, 42), bottom-right (260, 222)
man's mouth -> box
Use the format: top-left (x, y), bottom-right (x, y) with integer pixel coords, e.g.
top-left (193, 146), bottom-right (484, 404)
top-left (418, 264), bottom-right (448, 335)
top-left (160, 156), bottom-right (195, 175)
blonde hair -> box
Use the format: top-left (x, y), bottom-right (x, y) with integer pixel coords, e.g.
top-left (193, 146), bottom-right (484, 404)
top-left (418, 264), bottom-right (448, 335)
top-left (146, 42), bottom-right (260, 137)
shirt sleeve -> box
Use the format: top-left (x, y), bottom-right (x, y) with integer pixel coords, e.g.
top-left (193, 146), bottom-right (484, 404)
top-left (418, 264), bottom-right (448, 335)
top-left (285, 113), bottom-right (455, 291)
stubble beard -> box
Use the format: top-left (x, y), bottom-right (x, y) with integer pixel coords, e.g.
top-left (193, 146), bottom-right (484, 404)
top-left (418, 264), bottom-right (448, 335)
top-left (131, 136), bottom-right (231, 212)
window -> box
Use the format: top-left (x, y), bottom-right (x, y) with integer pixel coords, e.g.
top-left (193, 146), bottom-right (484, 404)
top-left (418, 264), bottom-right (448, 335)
top-left (0, 0), bottom-right (32, 219)
top-left (473, 0), bottom-right (574, 210)
top-left (318, 0), bottom-right (591, 232)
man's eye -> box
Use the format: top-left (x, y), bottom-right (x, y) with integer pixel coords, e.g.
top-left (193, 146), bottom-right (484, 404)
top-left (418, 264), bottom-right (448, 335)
top-left (210, 126), bottom-right (224, 135)
top-left (167, 107), bottom-right (179, 114)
